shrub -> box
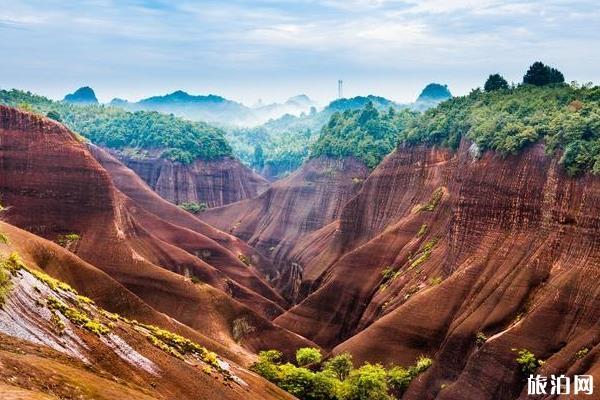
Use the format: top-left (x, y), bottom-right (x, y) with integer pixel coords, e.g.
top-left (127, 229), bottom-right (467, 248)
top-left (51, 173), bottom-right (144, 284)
top-left (0, 233), bottom-right (8, 245)
top-left (0, 264), bottom-right (13, 307)
top-left (513, 348), bottom-right (543, 374)
top-left (56, 233), bottom-right (80, 247)
top-left (179, 202), bottom-right (208, 214)
top-left (250, 350), bottom-right (283, 382)
top-left (238, 254), bottom-right (251, 266)
top-left (575, 347), bottom-right (589, 359)
top-left (83, 320), bottom-right (111, 335)
top-left (429, 277), bottom-right (443, 286)
top-left (343, 363), bottom-right (390, 400)
top-left (475, 332), bottom-right (488, 346)
top-left (296, 347), bottom-right (323, 367)
top-left (418, 188), bottom-right (443, 212)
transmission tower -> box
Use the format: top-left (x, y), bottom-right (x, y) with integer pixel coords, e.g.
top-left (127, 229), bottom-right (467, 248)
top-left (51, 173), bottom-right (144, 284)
top-left (338, 80), bottom-right (343, 99)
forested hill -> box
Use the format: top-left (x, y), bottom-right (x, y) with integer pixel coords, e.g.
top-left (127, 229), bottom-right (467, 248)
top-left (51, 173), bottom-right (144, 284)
top-left (0, 89), bottom-right (232, 164)
top-left (310, 103), bottom-right (418, 168)
top-left (402, 83), bottom-right (600, 175)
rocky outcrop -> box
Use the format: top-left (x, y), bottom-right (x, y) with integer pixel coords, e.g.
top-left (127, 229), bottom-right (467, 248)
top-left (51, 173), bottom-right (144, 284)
top-left (0, 105), bottom-right (313, 359)
top-left (201, 156), bottom-right (370, 300)
top-left (112, 150), bottom-right (269, 207)
top-left (209, 136), bottom-right (599, 399)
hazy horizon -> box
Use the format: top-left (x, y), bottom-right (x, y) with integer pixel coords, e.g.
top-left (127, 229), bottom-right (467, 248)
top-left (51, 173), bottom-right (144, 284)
top-left (1, 0), bottom-right (599, 106)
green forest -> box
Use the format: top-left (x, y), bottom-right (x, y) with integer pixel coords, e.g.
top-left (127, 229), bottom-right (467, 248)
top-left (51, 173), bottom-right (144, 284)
top-left (402, 83), bottom-right (600, 175)
top-left (0, 89), bottom-right (232, 164)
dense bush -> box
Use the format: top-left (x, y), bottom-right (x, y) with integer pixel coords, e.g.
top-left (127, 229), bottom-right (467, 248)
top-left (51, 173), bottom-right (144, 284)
top-left (178, 201), bottom-right (208, 214)
top-left (401, 83), bottom-right (600, 175)
top-left (0, 89), bottom-right (232, 164)
top-left (250, 348), bottom-right (432, 400)
top-left (310, 103), bottom-right (418, 168)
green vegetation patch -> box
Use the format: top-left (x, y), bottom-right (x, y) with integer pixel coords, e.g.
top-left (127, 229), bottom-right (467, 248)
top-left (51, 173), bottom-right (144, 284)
top-left (251, 347), bottom-right (432, 400)
top-left (0, 264), bottom-right (13, 307)
top-left (47, 295), bottom-right (110, 335)
top-left (141, 323), bottom-right (221, 369)
top-left (513, 348), bottom-right (544, 374)
top-left (417, 188), bottom-right (444, 212)
top-left (409, 239), bottom-right (438, 269)
top-left (179, 201), bottom-right (207, 214)
top-left (56, 233), bottom-right (80, 247)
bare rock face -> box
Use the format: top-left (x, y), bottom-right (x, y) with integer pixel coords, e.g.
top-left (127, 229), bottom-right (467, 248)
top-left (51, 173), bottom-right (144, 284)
top-left (201, 156), bottom-right (370, 301)
top-left (0, 105), bottom-right (313, 360)
top-left (270, 140), bottom-right (600, 399)
top-left (112, 150), bottom-right (269, 207)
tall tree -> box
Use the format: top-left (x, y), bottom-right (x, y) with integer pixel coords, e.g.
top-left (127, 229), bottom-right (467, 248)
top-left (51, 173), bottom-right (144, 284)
top-left (484, 73), bottom-right (509, 92)
top-left (523, 61), bottom-right (565, 86)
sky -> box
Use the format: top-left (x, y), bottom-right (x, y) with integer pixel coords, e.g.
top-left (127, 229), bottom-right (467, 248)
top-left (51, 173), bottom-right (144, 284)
top-left (0, 0), bottom-right (599, 106)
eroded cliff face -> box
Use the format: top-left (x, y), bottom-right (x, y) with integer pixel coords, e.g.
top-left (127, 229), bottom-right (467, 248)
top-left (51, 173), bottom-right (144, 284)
top-left (0, 222), bottom-right (295, 400)
top-left (112, 150), bottom-right (269, 207)
top-left (0, 106), bottom-right (313, 360)
top-left (201, 156), bottom-right (370, 300)
top-left (271, 140), bottom-right (600, 399)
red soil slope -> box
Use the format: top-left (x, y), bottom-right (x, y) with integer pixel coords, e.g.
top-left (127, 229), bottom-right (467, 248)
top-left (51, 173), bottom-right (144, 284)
top-left (0, 223), bottom-right (294, 400)
top-left (211, 138), bottom-right (600, 399)
top-left (112, 150), bottom-right (269, 207)
top-left (0, 105), bottom-right (313, 359)
top-left (201, 156), bottom-right (369, 300)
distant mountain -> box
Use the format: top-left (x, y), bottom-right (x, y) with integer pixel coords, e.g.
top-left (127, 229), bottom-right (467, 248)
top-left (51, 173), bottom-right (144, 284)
top-left (109, 97), bottom-right (129, 106)
top-left (108, 91), bottom-right (317, 127)
top-left (63, 86), bottom-right (98, 105)
top-left (118, 90), bottom-right (257, 126)
top-left (252, 94), bottom-right (317, 123)
top-left (413, 83), bottom-right (452, 111)
top-left (326, 95), bottom-right (396, 112)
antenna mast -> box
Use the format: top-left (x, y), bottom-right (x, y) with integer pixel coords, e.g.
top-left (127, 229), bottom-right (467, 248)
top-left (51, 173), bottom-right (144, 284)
top-left (338, 80), bottom-right (343, 99)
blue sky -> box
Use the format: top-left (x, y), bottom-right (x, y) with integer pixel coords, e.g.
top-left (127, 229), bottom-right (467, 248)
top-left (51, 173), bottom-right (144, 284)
top-left (0, 0), bottom-right (598, 105)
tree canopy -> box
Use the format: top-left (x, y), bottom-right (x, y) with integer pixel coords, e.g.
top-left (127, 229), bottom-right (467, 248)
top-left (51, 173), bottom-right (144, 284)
top-left (523, 61), bottom-right (565, 86)
top-left (484, 74), bottom-right (509, 92)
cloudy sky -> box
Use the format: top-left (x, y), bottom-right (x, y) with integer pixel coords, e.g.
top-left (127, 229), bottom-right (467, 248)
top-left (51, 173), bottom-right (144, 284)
top-left (0, 0), bottom-right (598, 105)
